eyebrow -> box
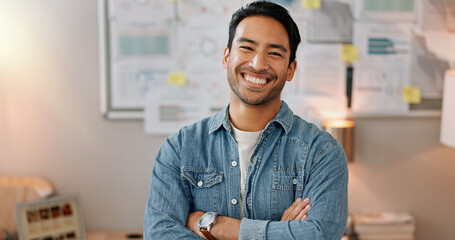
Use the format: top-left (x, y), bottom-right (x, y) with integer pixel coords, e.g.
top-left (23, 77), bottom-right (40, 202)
top-left (237, 37), bottom-right (288, 53)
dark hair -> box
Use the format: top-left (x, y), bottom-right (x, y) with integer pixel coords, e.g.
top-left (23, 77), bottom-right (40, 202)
top-left (227, 1), bottom-right (301, 64)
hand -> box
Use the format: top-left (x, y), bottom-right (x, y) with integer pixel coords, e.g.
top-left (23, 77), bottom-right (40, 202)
top-left (186, 211), bottom-right (206, 239)
top-left (280, 198), bottom-right (311, 221)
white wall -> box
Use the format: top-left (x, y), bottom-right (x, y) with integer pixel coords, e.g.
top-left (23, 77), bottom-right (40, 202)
top-left (349, 118), bottom-right (455, 240)
top-left (0, 0), bottom-right (162, 231)
top-left (1, 0), bottom-right (455, 239)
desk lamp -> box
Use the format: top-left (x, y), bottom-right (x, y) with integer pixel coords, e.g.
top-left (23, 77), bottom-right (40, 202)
top-left (323, 120), bottom-right (355, 162)
top-left (440, 70), bottom-right (455, 148)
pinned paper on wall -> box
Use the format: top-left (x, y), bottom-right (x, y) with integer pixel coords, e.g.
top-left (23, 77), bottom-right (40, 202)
top-left (101, 0), bottom-right (241, 120)
top-left (100, 0), bottom-right (441, 124)
top-left (352, 65), bottom-right (410, 114)
top-left (354, 0), bottom-right (417, 22)
top-left (409, 31), bottom-right (455, 98)
top-left (306, 0), bottom-right (353, 43)
top-left (341, 44), bottom-right (358, 63)
top-left (402, 86), bottom-right (421, 104)
top-left (167, 72), bottom-right (187, 86)
top-left (301, 0), bottom-right (321, 10)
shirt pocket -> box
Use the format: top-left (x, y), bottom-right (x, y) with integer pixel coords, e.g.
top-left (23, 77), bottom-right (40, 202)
top-left (270, 174), bottom-right (304, 220)
top-left (182, 168), bottom-right (224, 212)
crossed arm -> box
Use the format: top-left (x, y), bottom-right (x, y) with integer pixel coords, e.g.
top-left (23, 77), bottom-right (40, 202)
top-left (144, 138), bottom-right (348, 239)
top-left (186, 197), bottom-right (312, 240)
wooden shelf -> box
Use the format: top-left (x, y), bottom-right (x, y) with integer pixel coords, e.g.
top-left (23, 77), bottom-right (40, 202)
top-left (87, 231), bottom-right (142, 240)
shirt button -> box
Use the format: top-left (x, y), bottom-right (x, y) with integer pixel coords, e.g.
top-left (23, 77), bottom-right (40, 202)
top-left (231, 199), bottom-right (237, 205)
top-left (231, 161), bottom-right (238, 167)
top-left (292, 178), bottom-right (298, 185)
top-left (197, 181), bottom-right (203, 187)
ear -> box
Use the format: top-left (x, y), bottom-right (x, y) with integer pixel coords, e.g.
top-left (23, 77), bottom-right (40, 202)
top-left (286, 60), bottom-right (297, 82)
top-left (222, 47), bottom-right (230, 69)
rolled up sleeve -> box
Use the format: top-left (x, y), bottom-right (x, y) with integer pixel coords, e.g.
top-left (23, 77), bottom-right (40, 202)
top-left (239, 218), bottom-right (268, 240)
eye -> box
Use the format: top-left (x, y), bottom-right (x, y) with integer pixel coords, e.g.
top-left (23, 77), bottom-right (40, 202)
top-left (269, 52), bottom-right (283, 57)
top-left (239, 46), bottom-right (253, 51)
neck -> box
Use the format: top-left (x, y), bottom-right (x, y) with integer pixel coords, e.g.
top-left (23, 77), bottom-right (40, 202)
top-left (228, 94), bottom-right (281, 132)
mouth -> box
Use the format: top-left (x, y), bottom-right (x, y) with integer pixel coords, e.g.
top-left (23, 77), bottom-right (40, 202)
top-left (241, 72), bottom-right (272, 87)
top-left (243, 73), bottom-right (267, 85)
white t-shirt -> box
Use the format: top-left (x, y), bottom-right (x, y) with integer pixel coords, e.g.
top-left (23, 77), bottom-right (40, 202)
top-left (231, 125), bottom-right (262, 218)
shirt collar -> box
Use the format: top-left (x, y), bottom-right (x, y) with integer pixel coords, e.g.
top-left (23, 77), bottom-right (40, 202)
top-left (209, 101), bottom-right (294, 135)
top-left (209, 105), bottom-right (231, 134)
top-left (270, 101), bottom-right (294, 134)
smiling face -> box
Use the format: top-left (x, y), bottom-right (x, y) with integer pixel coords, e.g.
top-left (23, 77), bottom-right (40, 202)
top-left (223, 16), bottom-right (297, 107)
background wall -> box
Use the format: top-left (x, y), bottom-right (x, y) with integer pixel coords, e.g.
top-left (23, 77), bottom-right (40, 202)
top-left (0, 1), bottom-right (454, 239)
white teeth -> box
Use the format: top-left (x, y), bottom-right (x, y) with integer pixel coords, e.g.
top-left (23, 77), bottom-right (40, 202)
top-left (244, 74), bottom-right (267, 85)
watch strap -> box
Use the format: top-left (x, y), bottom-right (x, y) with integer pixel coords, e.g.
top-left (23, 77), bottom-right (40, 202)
top-left (200, 229), bottom-right (216, 240)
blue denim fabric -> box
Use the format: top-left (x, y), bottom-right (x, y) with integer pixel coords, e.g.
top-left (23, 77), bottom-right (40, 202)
top-left (144, 101), bottom-right (348, 240)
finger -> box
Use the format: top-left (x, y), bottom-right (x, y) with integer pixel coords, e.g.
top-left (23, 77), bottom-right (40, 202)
top-left (295, 210), bottom-right (306, 220)
top-left (300, 203), bottom-right (311, 216)
top-left (280, 198), bottom-right (302, 221)
top-left (303, 197), bottom-right (310, 204)
top-left (287, 201), bottom-right (308, 220)
top-left (287, 198), bottom-right (310, 221)
top-left (281, 198), bottom-right (302, 221)
top-left (296, 204), bottom-right (311, 220)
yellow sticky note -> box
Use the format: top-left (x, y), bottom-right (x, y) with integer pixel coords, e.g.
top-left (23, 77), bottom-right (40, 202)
top-left (167, 72), bottom-right (186, 86)
top-left (402, 86), bottom-right (421, 104)
top-left (341, 44), bottom-right (358, 63)
top-left (301, 0), bottom-right (321, 9)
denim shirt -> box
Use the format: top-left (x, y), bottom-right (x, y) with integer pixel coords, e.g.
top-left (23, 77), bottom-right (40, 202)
top-left (144, 101), bottom-right (348, 240)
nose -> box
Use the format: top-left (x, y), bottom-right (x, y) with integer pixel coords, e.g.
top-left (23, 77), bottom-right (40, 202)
top-left (249, 53), bottom-right (268, 71)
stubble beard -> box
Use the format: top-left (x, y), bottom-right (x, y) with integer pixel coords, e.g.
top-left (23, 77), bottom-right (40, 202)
top-left (227, 65), bottom-right (286, 106)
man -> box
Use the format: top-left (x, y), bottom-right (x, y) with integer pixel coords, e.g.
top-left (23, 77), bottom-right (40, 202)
top-left (144, 1), bottom-right (348, 239)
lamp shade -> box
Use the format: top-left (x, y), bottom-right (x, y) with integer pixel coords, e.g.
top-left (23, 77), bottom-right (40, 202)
top-left (440, 70), bottom-right (455, 148)
top-left (323, 120), bottom-right (355, 162)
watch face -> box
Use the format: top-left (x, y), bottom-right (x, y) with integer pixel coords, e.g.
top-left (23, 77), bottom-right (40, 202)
top-left (199, 212), bottom-right (214, 227)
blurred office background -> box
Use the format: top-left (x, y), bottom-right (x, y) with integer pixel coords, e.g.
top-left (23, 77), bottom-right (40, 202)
top-left (1, 1), bottom-right (455, 239)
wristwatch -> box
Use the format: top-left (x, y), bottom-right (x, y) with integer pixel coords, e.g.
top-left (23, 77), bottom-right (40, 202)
top-left (198, 212), bottom-right (219, 240)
